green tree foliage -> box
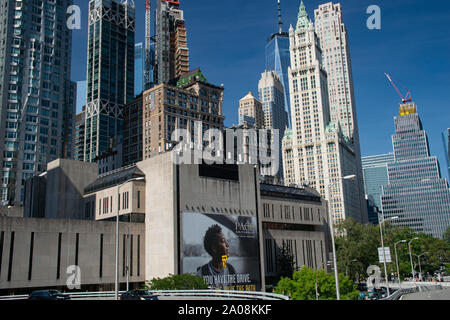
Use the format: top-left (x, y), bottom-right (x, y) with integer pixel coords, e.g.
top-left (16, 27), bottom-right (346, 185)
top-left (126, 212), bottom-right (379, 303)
top-left (444, 226), bottom-right (450, 247)
top-left (274, 266), bottom-right (359, 300)
top-left (145, 274), bottom-right (209, 290)
top-left (335, 218), bottom-right (450, 281)
top-left (335, 218), bottom-right (379, 282)
top-left (277, 240), bottom-right (295, 279)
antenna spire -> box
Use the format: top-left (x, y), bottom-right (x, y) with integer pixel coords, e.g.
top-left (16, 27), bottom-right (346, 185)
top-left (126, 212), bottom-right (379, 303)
top-left (278, 0), bottom-right (283, 33)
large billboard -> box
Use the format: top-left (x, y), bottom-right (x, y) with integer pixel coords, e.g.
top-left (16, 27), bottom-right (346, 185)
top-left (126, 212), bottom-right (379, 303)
top-left (181, 212), bottom-right (261, 291)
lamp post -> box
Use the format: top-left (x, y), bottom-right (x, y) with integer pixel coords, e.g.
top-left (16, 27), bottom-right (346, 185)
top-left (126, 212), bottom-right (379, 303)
top-left (327, 174), bottom-right (356, 300)
top-left (408, 237), bottom-right (419, 282)
top-left (316, 261), bottom-right (332, 300)
top-left (378, 215), bottom-right (398, 295)
top-left (115, 177), bottom-right (145, 300)
top-left (394, 240), bottom-right (406, 288)
top-left (345, 259), bottom-right (358, 277)
top-left (416, 253), bottom-right (426, 281)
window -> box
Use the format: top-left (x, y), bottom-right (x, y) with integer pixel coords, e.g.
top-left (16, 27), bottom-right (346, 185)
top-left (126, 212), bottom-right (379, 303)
top-left (137, 190), bottom-right (140, 209)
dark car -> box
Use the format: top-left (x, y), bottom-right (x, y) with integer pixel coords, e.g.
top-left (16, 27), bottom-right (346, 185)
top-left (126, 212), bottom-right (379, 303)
top-left (28, 290), bottom-right (71, 300)
top-left (120, 290), bottom-right (158, 301)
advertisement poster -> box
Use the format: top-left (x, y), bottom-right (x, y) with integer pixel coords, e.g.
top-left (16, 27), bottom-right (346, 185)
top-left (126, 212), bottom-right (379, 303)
top-left (181, 212), bottom-right (261, 291)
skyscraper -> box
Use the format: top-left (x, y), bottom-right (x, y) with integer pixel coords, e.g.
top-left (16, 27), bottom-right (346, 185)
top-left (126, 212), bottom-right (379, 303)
top-left (0, 0), bottom-right (76, 204)
top-left (314, 1), bottom-right (367, 223)
top-left (135, 43), bottom-right (144, 97)
top-left (258, 70), bottom-right (289, 179)
top-left (155, 0), bottom-right (189, 84)
top-left (284, 1), bottom-right (367, 225)
top-left (266, 0), bottom-right (292, 127)
top-left (381, 103), bottom-right (450, 239)
top-left (239, 92), bottom-right (265, 129)
top-left (361, 153), bottom-right (394, 211)
top-left (314, 2), bottom-right (358, 142)
top-left (84, 0), bottom-right (135, 162)
top-left (443, 128), bottom-right (450, 179)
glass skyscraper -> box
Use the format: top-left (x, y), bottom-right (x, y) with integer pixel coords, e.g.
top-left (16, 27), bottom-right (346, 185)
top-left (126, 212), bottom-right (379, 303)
top-left (0, 0), bottom-right (76, 204)
top-left (443, 128), bottom-right (450, 179)
top-left (362, 153), bottom-right (395, 211)
top-left (135, 43), bottom-right (144, 97)
top-left (381, 103), bottom-right (450, 239)
top-left (84, 0), bottom-right (135, 162)
top-left (266, 33), bottom-right (291, 128)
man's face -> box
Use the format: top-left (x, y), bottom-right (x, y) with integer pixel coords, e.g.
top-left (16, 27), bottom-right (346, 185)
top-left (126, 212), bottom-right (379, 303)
top-left (213, 232), bottom-right (229, 258)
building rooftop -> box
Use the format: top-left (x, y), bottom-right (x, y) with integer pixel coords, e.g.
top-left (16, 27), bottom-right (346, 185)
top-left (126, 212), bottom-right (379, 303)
top-left (84, 165), bottom-right (145, 194)
top-left (260, 183), bottom-right (322, 203)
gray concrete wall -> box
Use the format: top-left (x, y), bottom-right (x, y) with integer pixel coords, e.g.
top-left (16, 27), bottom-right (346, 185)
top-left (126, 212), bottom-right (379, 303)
top-left (0, 217), bottom-right (145, 291)
top-left (0, 206), bottom-right (23, 218)
top-left (45, 159), bottom-right (98, 220)
top-left (137, 153), bottom-right (178, 281)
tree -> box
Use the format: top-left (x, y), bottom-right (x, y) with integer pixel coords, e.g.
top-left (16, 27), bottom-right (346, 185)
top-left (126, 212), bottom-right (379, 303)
top-left (335, 218), bottom-right (379, 282)
top-left (444, 226), bottom-right (450, 247)
top-left (145, 274), bottom-right (209, 291)
top-left (334, 219), bottom-right (450, 282)
top-left (277, 240), bottom-right (295, 279)
top-left (274, 266), bottom-right (359, 300)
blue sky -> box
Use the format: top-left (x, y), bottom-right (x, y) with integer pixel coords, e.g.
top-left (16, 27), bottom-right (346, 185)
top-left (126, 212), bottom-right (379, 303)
top-left (71, 0), bottom-right (450, 179)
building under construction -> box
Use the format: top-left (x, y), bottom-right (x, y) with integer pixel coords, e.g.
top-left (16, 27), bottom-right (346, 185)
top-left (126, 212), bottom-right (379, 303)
top-left (146, 0), bottom-right (189, 86)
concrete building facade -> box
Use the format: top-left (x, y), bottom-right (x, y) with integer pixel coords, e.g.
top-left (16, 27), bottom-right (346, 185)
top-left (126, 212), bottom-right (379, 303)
top-left (12, 151), bottom-right (331, 293)
top-left (24, 159), bottom-right (98, 220)
top-left (260, 183), bottom-right (330, 285)
top-left (0, 217), bottom-right (145, 294)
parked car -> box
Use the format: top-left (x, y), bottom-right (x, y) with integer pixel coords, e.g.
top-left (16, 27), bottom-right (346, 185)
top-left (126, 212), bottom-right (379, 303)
top-left (120, 290), bottom-right (158, 301)
top-left (28, 290), bottom-right (71, 300)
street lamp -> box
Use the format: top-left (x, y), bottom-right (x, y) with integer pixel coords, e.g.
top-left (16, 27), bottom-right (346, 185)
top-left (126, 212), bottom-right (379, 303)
top-left (408, 237), bottom-right (419, 282)
top-left (345, 259), bottom-right (358, 277)
top-left (394, 240), bottom-right (407, 288)
top-left (316, 261), bottom-right (332, 300)
top-left (416, 253), bottom-right (426, 281)
top-left (327, 174), bottom-right (356, 300)
top-left (378, 215), bottom-right (398, 296)
top-left (115, 176), bottom-right (145, 300)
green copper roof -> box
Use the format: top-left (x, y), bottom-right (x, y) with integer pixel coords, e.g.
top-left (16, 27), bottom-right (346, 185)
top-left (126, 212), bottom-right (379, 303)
top-left (296, 0), bottom-right (310, 31)
top-left (326, 121), bottom-right (338, 133)
top-left (283, 128), bottom-right (293, 140)
top-left (176, 69), bottom-right (209, 88)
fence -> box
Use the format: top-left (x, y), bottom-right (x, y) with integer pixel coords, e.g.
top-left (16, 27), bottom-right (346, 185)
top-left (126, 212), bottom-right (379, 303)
top-left (0, 290), bottom-right (289, 301)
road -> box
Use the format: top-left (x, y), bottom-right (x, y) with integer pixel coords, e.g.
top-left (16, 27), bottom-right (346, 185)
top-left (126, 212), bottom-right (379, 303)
top-left (402, 288), bottom-right (450, 300)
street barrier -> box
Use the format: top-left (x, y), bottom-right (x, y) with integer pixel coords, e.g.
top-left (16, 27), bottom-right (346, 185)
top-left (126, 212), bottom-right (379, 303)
top-left (0, 290), bottom-right (289, 301)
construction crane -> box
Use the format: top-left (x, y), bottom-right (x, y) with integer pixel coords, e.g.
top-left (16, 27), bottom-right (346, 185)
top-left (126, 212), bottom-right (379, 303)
top-left (385, 73), bottom-right (412, 104)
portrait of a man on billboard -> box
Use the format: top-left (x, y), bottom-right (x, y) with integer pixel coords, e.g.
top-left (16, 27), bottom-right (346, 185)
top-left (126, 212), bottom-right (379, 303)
top-left (181, 212), bottom-right (261, 291)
